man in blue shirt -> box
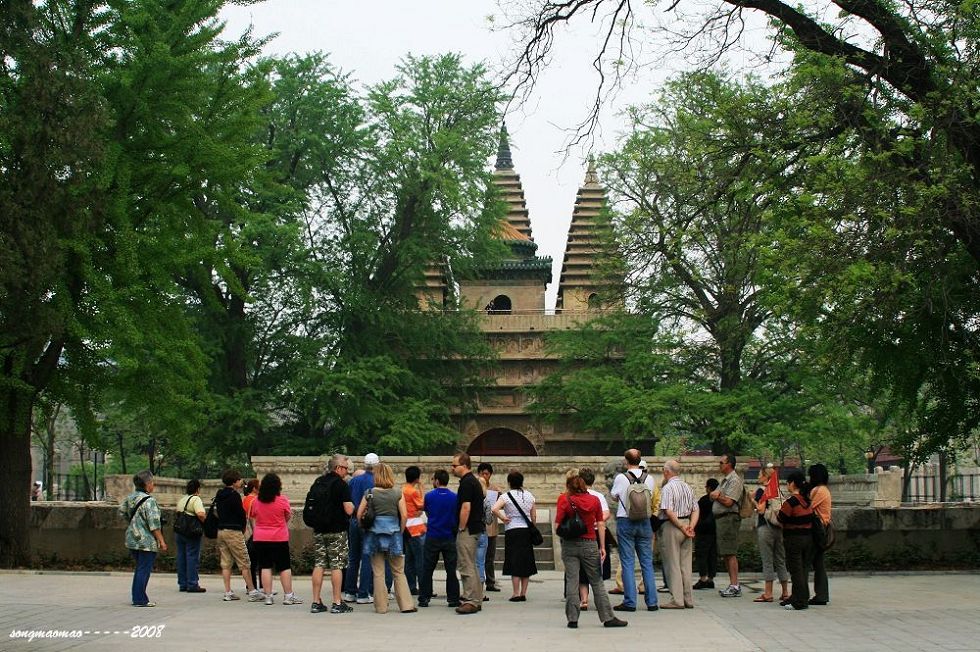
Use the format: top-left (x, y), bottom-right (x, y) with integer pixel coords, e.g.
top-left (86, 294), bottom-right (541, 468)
top-left (343, 453), bottom-right (391, 603)
top-left (418, 469), bottom-right (460, 608)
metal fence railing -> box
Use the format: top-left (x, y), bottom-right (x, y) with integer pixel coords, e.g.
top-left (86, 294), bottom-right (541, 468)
top-left (47, 473), bottom-right (106, 501)
top-left (907, 466), bottom-right (980, 503)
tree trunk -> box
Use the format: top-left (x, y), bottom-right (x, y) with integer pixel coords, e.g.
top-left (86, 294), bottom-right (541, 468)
top-left (117, 431), bottom-right (127, 475)
top-left (938, 451), bottom-right (948, 503)
top-left (0, 385), bottom-right (35, 566)
top-left (78, 441), bottom-right (91, 501)
top-left (44, 419), bottom-right (56, 501)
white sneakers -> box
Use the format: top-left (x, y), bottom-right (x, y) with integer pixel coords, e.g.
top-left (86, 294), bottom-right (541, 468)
top-left (355, 596), bottom-right (374, 604)
top-left (282, 593), bottom-right (304, 605)
top-left (247, 589), bottom-right (265, 602)
top-left (223, 592), bottom-right (240, 601)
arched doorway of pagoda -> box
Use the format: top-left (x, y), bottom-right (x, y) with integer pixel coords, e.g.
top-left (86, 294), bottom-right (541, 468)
top-left (466, 428), bottom-right (538, 456)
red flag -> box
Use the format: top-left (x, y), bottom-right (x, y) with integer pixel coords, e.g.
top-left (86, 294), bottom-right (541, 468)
top-left (761, 467), bottom-right (781, 503)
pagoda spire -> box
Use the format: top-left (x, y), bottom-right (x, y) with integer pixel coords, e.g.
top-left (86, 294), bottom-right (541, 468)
top-left (556, 162), bottom-right (623, 312)
top-left (495, 123), bottom-right (513, 170)
top-left (584, 156), bottom-right (599, 186)
top-left (491, 123), bottom-right (533, 241)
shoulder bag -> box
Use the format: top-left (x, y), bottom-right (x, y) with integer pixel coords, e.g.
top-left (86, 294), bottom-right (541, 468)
top-left (556, 495), bottom-right (588, 540)
top-left (173, 496), bottom-right (203, 538)
top-left (202, 495), bottom-right (219, 539)
top-left (507, 491), bottom-right (544, 546)
top-left (359, 489), bottom-right (376, 530)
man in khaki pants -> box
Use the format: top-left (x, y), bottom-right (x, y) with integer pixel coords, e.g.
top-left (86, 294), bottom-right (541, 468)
top-left (452, 453), bottom-right (485, 614)
top-left (657, 460), bottom-right (699, 609)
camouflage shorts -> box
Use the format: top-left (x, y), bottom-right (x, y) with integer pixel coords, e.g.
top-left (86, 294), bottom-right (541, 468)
top-left (313, 532), bottom-right (349, 570)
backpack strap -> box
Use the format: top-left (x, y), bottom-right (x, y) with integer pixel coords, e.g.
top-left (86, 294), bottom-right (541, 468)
top-left (617, 470), bottom-right (648, 511)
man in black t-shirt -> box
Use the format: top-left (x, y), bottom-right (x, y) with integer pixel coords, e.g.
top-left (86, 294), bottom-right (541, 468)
top-left (310, 454), bottom-right (355, 614)
top-left (452, 453), bottom-right (485, 614)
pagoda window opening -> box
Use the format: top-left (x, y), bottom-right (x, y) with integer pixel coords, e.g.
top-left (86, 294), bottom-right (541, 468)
top-left (486, 294), bottom-right (512, 314)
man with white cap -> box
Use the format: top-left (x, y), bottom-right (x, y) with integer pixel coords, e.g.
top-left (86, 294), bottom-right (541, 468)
top-left (343, 453), bottom-right (381, 603)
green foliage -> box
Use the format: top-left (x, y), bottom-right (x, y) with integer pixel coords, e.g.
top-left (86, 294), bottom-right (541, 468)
top-left (0, 0), bottom-right (268, 564)
top-left (538, 71), bottom-right (870, 459)
top-left (274, 53), bottom-right (504, 455)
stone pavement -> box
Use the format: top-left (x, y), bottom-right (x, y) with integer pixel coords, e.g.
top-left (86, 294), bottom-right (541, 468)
top-left (1, 570), bottom-right (979, 652)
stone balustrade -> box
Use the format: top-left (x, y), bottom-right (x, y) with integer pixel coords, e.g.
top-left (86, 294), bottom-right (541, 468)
top-left (105, 456), bottom-right (905, 511)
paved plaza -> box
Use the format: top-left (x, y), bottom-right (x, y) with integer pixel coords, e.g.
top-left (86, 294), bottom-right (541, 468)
top-left (1, 570), bottom-right (978, 651)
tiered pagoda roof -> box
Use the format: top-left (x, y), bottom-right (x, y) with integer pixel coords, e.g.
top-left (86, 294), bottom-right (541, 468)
top-left (492, 124), bottom-right (534, 241)
top-left (469, 124), bottom-right (552, 282)
top-left (556, 160), bottom-right (620, 311)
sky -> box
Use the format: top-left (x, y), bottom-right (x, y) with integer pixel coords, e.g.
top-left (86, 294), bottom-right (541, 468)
top-left (219, 1), bottom-right (772, 309)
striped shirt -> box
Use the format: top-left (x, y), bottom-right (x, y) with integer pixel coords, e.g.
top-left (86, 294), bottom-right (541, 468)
top-left (658, 476), bottom-right (697, 519)
top-left (777, 494), bottom-right (813, 534)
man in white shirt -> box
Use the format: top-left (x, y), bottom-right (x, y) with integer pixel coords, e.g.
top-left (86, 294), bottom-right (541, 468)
top-left (658, 460), bottom-right (699, 609)
top-left (609, 449), bottom-right (659, 612)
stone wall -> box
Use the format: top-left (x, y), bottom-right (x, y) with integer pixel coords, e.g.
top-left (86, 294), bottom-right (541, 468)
top-left (27, 501), bottom-right (980, 569)
top-left (101, 457), bottom-right (908, 572)
top-left (30, 501), bottom-right (315, 566)
top-left (104, 476), bottom-right (225, 508)
top-left (106, 457), bottom-right (904, 511)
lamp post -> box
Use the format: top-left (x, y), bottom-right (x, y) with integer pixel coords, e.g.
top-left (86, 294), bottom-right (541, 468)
top-left (865, 448), bottom-right (875, 474)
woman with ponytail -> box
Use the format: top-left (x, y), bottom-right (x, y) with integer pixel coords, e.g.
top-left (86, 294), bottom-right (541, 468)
top-left (777, 471), bottom-right (813, 610)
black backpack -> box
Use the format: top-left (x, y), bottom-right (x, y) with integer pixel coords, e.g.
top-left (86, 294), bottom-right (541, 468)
top-left (303, 475), bottom-right (334, 532)
top-left (202, 495), bottom-right (219, 539)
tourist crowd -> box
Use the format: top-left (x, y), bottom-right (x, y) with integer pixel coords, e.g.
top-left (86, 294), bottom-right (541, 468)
top-left (118, 449), bottom-right (834, 626)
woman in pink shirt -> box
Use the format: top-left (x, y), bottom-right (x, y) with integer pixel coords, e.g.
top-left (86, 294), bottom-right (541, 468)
top-left (250, 473), bottom-right (302, 606)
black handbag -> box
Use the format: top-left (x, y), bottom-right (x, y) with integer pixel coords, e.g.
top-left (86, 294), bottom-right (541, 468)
top-left (811, 513), bottom-right (835, 551)
top-left (556, 495), bottom-right (588, 539)
top-left (173, 497), bottom-right (203, 538)
top-left (359, 490), bottom-right (376, 529)
top-left (202, 496), bottom-right (219, 539)
top-left (507, 491), bottom-right (544, 546)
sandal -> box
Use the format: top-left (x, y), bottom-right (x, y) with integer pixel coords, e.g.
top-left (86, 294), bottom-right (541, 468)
top-left (753, 595), bottom-right (773, 603)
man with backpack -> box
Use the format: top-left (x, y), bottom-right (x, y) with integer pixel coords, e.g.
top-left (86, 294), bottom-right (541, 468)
top-left (609, 449), bottom-right (659, 613)
top-left (709, 453), bottom-right (746, 597)
top-left (305, 454), bottom-right (355, 614)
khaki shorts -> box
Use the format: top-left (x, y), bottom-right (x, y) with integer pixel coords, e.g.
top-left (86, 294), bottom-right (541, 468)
top-left (217, 529), bottom-right (251, 571)
top-left (313, 532), bottom-right (349, 570)
top-left (715, 514), bottom-right (741, 556)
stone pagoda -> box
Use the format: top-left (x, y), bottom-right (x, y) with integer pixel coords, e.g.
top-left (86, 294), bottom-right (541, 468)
top-left (413, 125), bottom-right (620, 456)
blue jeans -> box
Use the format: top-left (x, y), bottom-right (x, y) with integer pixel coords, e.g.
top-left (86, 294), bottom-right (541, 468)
top-left (476, 533), bottom-right (488, 583)
top-left (343, 521), bottom-right (363, 595)
top-left (344, 523), bottom-right (393, 598)
top-left (404, 532), bottom-right (425, 592)
top-left (130, 549), bottom-right (157, 605)
top-left (616, 517), bottom-right (658, 608)
top-left (175, 533), bottom-right (202, 589)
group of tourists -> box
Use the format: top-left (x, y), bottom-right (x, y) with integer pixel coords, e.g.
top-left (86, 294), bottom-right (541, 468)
top-left (118, 448), bottom-right (833, 625)
top-left (693, 456), bottom-right (833, 610)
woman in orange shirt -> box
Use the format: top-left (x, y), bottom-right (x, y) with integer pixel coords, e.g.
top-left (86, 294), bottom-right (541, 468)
top-left (807, 464), bottom-right (832, 606)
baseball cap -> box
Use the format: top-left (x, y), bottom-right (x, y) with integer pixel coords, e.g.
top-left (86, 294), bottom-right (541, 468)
top-left (364, 453), bottom-right (380, 465)
top-left (638, 460), bottom-right (648, 469)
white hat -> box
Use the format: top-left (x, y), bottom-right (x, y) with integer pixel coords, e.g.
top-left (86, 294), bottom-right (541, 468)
top-left (638, 460), bottom-right (648, 469)
top-left (364, 453), bottom-right (380, 466)
top-left (34, 481), bottom-right (42, 486)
